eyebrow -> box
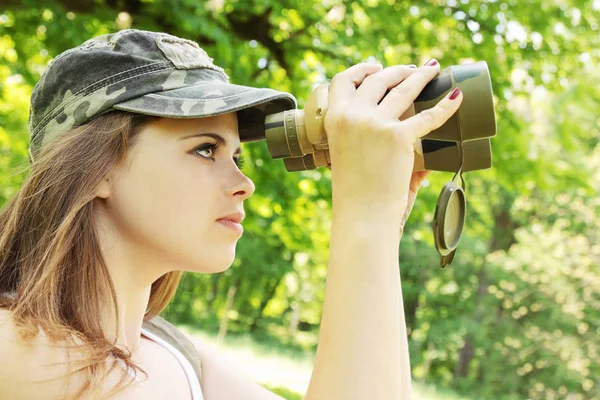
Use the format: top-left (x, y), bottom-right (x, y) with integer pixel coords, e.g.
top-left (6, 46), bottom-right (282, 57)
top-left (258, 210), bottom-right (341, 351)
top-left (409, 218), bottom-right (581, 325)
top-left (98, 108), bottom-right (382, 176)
top-left (180, 132), bottom-right (242, 154)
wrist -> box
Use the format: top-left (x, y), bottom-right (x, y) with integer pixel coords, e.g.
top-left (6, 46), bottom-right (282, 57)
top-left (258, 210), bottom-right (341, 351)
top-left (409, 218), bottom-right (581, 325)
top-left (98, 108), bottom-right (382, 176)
top-left (332, 194), bottom-right (409, 225)
top-left (331, 205), bottom-right (404, 244)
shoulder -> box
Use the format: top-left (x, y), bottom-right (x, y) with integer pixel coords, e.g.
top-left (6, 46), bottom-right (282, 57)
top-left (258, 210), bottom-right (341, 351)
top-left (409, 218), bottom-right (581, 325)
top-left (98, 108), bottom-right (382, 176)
top-left (0, 308), bottom-right (102, 399)
top-left (178, 328), bottom-right (286, 400)
top-left (0, 308), bottom-right (58, 397)
top-left (0, 308), bottom-right (64, 374)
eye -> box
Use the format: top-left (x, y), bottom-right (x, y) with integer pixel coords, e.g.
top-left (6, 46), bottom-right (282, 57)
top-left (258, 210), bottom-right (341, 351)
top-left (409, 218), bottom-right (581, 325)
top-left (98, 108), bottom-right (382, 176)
top-left (193, 142), bottom-right (246, 170)
top-left (194, 142), bottom-right (219, 159)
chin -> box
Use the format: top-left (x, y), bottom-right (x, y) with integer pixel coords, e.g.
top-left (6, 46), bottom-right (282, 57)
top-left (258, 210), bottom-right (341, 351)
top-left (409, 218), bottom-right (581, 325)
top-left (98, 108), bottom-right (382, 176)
top-left (212, 262), bottom-right (233, 273)
top-left (183, 250), bottom-right (236, 274)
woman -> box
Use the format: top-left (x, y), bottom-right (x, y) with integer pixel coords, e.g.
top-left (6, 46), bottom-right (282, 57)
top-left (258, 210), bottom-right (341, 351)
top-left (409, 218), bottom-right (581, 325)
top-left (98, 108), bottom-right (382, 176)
top-left (0, 29), bottom-right (462, 399)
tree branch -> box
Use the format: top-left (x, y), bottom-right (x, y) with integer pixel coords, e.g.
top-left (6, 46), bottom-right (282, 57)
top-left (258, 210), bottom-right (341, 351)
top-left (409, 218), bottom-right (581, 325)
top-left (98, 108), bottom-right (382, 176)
top-left (224, 6), bottom-right (289, 72)
top-left (295, 44), bottom-right (342, 60)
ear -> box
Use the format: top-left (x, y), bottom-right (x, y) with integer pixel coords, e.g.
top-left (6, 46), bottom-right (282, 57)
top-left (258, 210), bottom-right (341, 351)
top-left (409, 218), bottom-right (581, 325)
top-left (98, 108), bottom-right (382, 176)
top-left (96, 178), bottom-right (111, 199)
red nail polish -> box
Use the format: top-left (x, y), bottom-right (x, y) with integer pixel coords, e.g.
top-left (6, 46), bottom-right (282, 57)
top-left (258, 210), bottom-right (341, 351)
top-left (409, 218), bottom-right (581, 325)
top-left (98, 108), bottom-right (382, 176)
top-left (425, 58), bottom-right (438, 67)
top-left (449, 87), bottom-right (461, 100)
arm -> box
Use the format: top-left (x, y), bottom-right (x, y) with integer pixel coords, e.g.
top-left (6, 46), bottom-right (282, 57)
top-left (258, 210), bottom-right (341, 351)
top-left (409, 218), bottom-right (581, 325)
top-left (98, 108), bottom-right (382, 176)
top-left (303, 62), bottom-right (462, 400)
top-left (305, 210), bottom-right (410, 399)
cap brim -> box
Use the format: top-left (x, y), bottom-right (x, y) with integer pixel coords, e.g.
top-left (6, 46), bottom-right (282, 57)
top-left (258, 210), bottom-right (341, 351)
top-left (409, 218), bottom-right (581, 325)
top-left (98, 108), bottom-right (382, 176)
top-left (112, 81), bottom-right (297, 142)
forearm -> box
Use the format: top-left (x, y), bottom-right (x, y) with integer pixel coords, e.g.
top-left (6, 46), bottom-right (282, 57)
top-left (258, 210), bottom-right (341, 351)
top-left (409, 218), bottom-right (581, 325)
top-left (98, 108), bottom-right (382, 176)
top-left (305, 209), bottom-right (411, 400)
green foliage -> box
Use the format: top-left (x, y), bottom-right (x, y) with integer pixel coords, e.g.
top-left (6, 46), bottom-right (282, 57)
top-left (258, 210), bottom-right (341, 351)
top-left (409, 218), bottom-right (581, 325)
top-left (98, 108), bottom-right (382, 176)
top-left (1, 0), bottom-right (599, 398)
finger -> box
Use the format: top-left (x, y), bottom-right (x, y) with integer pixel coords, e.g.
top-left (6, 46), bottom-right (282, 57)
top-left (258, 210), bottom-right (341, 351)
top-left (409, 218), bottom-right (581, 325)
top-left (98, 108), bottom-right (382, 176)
top-left (409, 170), bottom-right (432, 193)
top-left (377, 61), bottom-right (441, 119)
top-left (412, 170), bottom-right (432, 181)
top-left (400, 87), bottom-right (463, 142)
top-left (353, 65), bottom-right (417, 107)
top-left (329, 63), bottom-right (383, 106)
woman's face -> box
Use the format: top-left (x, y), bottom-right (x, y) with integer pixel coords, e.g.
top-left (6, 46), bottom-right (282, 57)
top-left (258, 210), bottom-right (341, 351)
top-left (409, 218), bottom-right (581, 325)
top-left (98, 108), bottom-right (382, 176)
top-left (99, 112), bottom-right (255, 274)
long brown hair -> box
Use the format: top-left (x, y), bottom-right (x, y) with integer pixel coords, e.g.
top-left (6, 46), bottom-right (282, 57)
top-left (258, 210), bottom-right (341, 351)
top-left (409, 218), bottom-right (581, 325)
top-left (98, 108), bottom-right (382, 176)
top-left (0, 111), bottom-right (184, 399)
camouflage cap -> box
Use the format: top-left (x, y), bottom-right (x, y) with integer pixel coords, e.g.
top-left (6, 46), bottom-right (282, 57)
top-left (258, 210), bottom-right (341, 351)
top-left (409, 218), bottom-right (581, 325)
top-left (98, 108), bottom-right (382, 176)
top-left (28, 29), bottom-right (297, 160)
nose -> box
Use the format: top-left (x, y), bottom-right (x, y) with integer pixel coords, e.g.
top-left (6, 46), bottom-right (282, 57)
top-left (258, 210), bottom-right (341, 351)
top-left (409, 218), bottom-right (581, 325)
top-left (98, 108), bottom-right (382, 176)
top-left (226, 167), bottom-right (255, 201)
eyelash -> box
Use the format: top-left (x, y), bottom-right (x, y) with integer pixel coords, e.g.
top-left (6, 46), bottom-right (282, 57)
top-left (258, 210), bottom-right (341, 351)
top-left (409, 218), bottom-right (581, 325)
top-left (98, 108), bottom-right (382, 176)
top-left (193, 141), bottom-right (245, 170)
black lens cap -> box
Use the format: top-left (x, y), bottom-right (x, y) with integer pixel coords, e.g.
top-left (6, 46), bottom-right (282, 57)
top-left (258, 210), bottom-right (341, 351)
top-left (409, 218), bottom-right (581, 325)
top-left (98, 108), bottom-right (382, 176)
top-left (434, 181), bottom-right (466, 257)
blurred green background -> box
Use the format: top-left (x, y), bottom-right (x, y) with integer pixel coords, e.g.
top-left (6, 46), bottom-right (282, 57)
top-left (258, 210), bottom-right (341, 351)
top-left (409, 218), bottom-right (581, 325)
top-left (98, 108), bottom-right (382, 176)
top-left (1, 0), bottom-right (599, 399)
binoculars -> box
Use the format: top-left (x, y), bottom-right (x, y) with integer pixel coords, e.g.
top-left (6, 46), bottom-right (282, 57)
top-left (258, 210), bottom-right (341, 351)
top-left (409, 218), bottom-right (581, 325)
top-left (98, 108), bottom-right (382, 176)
top-left (262, 61), bottom-right (497, 267)
top-left (264, 61), bottom-right (496, 174)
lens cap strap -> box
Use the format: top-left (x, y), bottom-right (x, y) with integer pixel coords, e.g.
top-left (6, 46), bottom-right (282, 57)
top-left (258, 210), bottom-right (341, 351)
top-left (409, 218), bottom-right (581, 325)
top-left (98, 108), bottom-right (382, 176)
top-left (434, 123), bottom-right (468, 268)
top-left (453, 139), bottom-right (467, 191)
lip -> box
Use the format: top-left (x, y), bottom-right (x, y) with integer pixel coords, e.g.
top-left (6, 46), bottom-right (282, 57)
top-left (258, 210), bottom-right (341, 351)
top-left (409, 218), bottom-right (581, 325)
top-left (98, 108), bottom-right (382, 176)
top-left (216, 211), bottom-right (245, 235)
top-left (216, 211), bottom-right (245, 224)
top-left (217, 219), bottom-right (244, 235)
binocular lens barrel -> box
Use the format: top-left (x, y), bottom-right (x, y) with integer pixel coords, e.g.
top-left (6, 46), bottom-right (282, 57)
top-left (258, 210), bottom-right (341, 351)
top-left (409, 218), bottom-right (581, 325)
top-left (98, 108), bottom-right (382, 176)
top-left (265, 110), bottom-right (304, 159)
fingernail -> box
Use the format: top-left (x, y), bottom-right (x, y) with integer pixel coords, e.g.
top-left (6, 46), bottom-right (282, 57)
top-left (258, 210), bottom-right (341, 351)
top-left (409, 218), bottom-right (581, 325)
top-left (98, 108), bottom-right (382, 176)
top-left (425, 58), bottom-right (438, 67)
top-left (448, 87), bottom-right (461, 100)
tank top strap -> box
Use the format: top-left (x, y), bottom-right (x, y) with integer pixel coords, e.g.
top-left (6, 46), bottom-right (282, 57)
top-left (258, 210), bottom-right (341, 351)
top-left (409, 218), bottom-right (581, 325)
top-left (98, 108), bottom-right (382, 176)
top-left (141, 316), bottom-right (203, 383)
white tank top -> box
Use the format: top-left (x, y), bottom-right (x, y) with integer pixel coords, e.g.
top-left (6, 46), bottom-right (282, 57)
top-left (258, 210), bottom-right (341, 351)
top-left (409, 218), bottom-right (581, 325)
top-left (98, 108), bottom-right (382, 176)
top-left (116, 327), bottom-right (204, 399)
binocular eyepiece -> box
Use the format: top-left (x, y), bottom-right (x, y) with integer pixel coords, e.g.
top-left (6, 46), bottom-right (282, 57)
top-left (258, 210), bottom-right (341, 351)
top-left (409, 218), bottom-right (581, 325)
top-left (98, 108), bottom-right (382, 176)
top-left (262, 61), bottom-right (497, 267)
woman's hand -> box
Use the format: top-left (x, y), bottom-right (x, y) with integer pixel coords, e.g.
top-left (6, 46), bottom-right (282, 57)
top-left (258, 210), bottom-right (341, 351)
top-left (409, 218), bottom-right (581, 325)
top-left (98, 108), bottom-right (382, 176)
top-left (324, 61), bottom-right (463, 226)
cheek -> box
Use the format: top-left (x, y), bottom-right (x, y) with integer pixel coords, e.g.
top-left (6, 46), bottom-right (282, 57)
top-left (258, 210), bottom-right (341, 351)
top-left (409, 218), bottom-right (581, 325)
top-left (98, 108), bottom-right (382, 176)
top-left (113, 160), bottom-right (211, 236)
top-left (107, 156), bottom-right (233, 270)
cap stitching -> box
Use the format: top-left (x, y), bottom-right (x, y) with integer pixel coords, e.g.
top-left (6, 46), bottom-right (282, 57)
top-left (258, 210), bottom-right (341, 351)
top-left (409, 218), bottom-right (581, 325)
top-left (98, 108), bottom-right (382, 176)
top-left (47, 29), bottom-right (171, 64)
top-left (139, 90), bottom-right (263, 102)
